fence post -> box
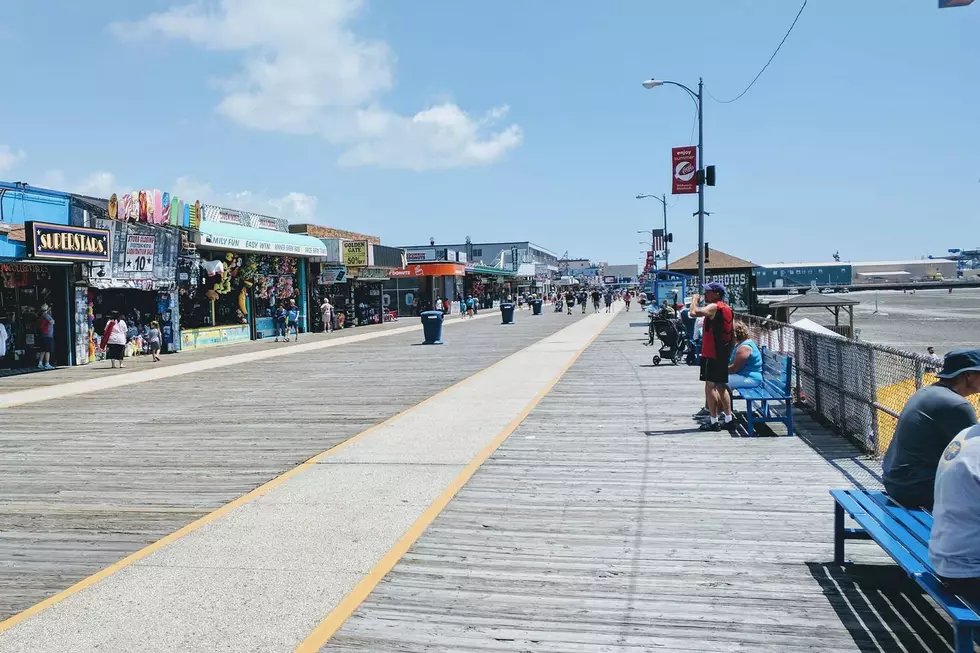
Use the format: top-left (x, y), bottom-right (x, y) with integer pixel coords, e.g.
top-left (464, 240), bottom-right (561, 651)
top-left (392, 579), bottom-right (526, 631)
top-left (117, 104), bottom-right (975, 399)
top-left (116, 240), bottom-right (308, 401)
top-left (813, 335), bottom-right (822, 416)
top-left (794, 329), bottom-right (802, 400)
top-left (867, 349), bottom-right (880, 455)
top-left (914, 360), bottom-right (924, 390)
top-left (836, 340), bottom-right (847, 436)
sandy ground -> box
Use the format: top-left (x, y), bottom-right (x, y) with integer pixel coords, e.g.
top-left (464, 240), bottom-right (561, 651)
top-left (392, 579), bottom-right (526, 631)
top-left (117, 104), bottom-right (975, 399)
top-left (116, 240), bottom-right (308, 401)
top-left (787, 287), bottom-right (980, 356)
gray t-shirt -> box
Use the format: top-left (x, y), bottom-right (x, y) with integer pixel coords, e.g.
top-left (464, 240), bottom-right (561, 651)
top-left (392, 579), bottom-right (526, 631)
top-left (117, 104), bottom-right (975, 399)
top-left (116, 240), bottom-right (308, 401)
top-left (882, 384), bottom-right (978, 508)
top-left (930, 424), bottom-right (980, 578)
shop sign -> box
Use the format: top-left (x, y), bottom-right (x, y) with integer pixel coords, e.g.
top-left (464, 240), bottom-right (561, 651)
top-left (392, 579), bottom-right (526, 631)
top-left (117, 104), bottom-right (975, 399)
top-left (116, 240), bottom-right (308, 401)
top-left (354, 267), bottom-right (389, 281)
top-left (343, 240), bottom-right (369, 266)
top-left (319, 266), bottom-right (347, 285)
top-left (254, 216), bottom-right (279, 230)
top-left (603, 275), bottom-right (617, 284)
top-left (390, 263), bottom-right (465, 278)
top-left (26, 221), bottom-right (110, 262)
top-left (406, 248), bottom-right (435, 262)
top-left (0, 263), bottom-right (46, 273)
top-left (216, 209), bottom-right (248, 226)
top-left (124, 234), bottom-right (156, 275)
top-left (197, 233), bottom-right (328, 257)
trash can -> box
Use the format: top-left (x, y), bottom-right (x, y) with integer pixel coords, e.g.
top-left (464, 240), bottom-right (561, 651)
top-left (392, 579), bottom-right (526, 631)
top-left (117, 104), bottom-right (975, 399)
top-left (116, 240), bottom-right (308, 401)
top-left (500, 302), bottom-right (516, 324)
top-left (531, 299), bottom-right (543, 315)
top-left (420, 310), bottom-right (444, 344)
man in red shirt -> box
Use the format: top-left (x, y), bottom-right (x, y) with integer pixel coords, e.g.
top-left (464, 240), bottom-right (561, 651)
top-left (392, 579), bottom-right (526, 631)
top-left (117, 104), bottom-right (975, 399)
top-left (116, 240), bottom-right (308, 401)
top-left (690, 282), bottom-right (734, 431)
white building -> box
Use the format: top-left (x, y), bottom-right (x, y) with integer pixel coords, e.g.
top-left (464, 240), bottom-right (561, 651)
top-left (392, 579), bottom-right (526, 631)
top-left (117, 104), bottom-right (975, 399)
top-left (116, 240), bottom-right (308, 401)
top-left (851, 259), bottom-right (956, 284)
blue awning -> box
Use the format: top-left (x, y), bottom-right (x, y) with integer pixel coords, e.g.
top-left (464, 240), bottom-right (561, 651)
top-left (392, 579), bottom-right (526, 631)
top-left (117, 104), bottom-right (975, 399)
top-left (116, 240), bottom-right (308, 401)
top-left (194, 220), bottom-right (329, 258)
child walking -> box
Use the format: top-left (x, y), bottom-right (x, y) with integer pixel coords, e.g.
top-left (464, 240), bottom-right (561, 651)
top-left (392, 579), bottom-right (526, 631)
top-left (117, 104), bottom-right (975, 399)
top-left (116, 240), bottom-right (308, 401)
top-left (147, 320), bottom-right (162, 362)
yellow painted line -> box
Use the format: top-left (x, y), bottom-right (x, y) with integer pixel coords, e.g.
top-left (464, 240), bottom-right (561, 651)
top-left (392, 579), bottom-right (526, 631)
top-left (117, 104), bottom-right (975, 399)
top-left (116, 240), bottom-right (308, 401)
top-left (0, 311), bottom-right (599, 635)
top-left (293, 314), bottom-right (612, 653)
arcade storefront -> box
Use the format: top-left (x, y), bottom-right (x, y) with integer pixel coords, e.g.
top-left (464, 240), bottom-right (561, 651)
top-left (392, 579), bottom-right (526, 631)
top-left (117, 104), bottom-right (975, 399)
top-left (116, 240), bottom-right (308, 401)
top-left (1, 222), bottom-right (110, 370)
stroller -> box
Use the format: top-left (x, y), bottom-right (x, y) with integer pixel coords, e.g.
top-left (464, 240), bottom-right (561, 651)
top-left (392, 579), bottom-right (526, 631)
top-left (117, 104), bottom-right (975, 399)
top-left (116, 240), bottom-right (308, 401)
top-left (647, 314), bottom-right (688, 366)
top-left (554, 298), bottom-right (564, 312)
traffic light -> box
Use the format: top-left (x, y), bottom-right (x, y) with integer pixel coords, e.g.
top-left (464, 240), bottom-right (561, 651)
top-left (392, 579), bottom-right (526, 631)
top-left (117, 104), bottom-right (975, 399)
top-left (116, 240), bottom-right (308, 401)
top-left (704, 242), bottom-right (710, 263)
top-left (705, 165), bottom-right (716, 186)
top-left (667, 233), bottom-right (673, 243)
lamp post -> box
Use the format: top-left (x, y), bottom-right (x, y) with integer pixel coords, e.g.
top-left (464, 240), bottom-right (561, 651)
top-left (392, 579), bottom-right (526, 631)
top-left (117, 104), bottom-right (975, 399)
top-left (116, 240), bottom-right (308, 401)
top-left (642, 77), bottom-right (705, 287)
top-left (636, 193), bottom-right (669, 269)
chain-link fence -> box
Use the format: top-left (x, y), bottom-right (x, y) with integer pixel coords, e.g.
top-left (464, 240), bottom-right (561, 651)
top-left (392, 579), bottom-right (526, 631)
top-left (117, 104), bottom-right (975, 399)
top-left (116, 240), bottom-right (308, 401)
top-left (740, 315), bottom-right (980, 456)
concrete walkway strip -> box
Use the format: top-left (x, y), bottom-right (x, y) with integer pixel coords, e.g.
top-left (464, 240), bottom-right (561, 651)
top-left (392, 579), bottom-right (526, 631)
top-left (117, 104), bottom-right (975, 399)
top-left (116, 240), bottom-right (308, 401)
top-left (0, 312), bottom-right (494, 409)
top-left (0, 311), bottom-right (616, 653)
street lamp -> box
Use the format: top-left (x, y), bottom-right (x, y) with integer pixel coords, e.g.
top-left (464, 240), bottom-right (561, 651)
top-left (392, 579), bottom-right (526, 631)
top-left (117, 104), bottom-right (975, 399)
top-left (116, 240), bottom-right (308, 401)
top-left (636, 193), bottom-right (670, 269)
top-left (642, 77), bottom-right (705, 287)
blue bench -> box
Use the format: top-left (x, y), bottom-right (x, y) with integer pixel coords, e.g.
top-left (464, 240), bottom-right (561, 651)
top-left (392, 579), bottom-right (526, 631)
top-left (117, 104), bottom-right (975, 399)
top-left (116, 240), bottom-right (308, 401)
top-left (831, 489), bottom-right (980, 652)
top-left (731, 348), bottom-right (794, 436)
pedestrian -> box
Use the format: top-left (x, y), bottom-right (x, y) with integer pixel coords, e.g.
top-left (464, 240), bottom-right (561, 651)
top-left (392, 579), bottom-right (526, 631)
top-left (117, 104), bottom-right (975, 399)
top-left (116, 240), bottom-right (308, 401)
top-left (287, 300), bottom-right (300, 341)
top-left (459, 295), bottom-right (468, 318)
top-left (926, 346), bottom-right (943, 374)
top-left (435, 296), bottom-right (443, 314)
top-left (275, 303), bottom-right (288, 342)
top-left (36, 303), bottom-right (56, 370)
top-left (565, 289), bottom-right (575, 315)
top-left (466, 295), bottom-right (475, 318)
top-left (690, 282), bottom-right (734, 431)
top-left (517, 293), bottom-right (525, 311)
top-left (147, 320), bottom-right (162, 362)
top-left (625, 291), bottom-right (632, 312)
top-left (604, 289), bottom-right (613, 312)
top-left (577, 288), bottom-right (587, 314)
top-left (100, 311), bottom-right (129, 369)
top-left (320, 297), bottom-right (334, 333)
top-left (591, 288), bottom-right (601, 312)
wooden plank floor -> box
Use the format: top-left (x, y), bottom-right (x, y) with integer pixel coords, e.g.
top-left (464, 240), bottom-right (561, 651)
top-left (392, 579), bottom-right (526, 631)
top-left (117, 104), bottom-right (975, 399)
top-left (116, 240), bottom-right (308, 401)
top-left (323, 313), bottom-right (955, 653)
top-left (0, 309), bottom-right (585, 621)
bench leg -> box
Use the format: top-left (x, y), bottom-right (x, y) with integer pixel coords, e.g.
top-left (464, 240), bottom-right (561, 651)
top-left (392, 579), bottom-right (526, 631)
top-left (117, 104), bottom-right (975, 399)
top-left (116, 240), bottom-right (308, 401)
top-left (785, 398), bottom-right (794, 437)
top-left (953, 625), bottom-right (973, 653)
top-left (745, 400), bottom-right (755, 437)
top-left (834, 501), bottom-right (845, 565)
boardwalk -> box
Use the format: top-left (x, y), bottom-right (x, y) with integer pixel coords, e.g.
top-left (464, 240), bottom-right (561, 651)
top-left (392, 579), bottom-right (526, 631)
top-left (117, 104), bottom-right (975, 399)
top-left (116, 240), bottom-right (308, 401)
top-left (0, 310), bottom-right (957, 653)
top-left (322, 316), bottom-right (942, 653)
top-left (0, 309), bottom-right (585, 622)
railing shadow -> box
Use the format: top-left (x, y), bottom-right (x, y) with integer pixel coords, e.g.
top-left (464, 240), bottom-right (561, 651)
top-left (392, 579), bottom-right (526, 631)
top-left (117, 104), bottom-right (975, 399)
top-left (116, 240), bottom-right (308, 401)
top-left (793, 409), bottom-right (885, 491)
top-left (808, 562), bottom-right (954, 653)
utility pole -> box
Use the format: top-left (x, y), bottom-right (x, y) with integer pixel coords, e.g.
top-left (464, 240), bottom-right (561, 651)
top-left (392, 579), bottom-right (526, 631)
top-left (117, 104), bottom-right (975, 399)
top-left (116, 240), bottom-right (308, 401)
top-left (662, 192), bottom-right (669, 269)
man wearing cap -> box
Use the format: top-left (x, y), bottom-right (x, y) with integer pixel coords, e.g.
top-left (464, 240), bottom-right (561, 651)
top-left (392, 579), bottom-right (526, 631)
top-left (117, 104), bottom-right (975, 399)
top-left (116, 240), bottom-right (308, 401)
top-left (690, 282), bottom-right (734, 431)
top-left (883, 348), bottom-right (980, 510)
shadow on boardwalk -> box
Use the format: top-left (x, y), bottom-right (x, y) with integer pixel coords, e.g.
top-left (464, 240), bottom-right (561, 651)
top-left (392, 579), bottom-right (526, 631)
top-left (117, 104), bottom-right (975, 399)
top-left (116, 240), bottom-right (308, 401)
top-left (808, 562), bottom-right (955, 653)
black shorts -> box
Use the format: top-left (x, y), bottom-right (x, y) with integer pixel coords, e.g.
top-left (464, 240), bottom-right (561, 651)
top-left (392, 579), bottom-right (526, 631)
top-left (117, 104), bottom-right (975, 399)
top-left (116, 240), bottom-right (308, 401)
top-left (700, 357), bottom-right (729, 384)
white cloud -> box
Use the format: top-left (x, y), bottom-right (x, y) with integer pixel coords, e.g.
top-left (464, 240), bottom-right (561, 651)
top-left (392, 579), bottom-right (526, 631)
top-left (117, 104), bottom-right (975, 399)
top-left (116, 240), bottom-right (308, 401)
top-left (111, 0), bottom-right (521, 170)
top-left (0, 145), bottom-right (26, 172)
top-left (39, 169), bottom-right (117, 197)
top-left (172, 176), bottom-right (318, 221)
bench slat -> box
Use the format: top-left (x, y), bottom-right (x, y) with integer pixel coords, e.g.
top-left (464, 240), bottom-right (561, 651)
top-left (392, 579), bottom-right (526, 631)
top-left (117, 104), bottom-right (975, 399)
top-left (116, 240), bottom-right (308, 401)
top-left (868, 491), bottom-right (932, 546)
top-left (847, 490), bottom-right (935, 571)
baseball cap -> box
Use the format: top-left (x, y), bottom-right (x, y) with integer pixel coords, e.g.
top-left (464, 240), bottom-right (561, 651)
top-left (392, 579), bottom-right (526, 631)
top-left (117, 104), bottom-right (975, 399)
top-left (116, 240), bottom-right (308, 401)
top-left (936, 348), bottom-right (980, 380)
top-left (703, 281), bottom-right (726, 296)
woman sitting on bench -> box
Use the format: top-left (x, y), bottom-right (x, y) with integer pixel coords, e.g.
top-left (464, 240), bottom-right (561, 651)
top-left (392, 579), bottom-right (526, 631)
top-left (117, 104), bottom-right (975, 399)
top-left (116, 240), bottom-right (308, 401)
top-left (727, 322), bottom-right (762, 390)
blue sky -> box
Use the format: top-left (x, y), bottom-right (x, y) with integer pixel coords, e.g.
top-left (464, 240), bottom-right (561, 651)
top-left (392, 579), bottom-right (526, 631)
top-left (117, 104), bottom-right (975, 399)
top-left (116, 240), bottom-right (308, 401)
top-left (1, 1), bottom-right (976, 269)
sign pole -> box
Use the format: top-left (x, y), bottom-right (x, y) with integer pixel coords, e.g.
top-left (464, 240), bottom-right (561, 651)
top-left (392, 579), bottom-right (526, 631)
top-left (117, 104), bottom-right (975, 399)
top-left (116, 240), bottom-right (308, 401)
top-left (696, 77), bottom-right (705, 289)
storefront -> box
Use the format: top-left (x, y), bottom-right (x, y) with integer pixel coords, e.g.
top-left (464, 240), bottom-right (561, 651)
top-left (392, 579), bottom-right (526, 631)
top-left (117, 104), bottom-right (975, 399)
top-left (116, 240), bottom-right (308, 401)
top-left (73, 195), bottom-right (182, 362)
top-left (465, 265), bottom-right (515, 309)
top-left (388, 262), bottom-right (466, 315)
top-left (182, 206), bottom-right (327, 348)
top-left (1, 218), bottom-right (109, 370)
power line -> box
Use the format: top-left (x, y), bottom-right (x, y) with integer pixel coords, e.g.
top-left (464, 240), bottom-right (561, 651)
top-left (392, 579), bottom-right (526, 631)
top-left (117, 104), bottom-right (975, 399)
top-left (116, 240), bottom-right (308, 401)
top-left (705, 0), bottom-right (808, 104)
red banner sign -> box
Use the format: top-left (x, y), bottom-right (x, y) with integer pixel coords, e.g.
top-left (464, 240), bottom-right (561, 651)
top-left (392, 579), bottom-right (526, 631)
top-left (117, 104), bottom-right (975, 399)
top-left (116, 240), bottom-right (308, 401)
top-left (671, 147), bottom-right (698, 195)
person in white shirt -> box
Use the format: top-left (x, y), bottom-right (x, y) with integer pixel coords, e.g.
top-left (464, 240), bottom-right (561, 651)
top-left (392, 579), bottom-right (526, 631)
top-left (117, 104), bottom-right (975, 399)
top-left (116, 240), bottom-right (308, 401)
top-left (319, 298), bottom-right (334, 333)
top-left (100, 312), bottom-right (129, 369)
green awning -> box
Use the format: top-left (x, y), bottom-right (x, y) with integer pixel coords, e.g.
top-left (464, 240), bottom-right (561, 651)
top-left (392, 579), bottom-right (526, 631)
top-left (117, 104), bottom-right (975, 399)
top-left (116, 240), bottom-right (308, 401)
top-left (467, 265), bottom-right (516, 278)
